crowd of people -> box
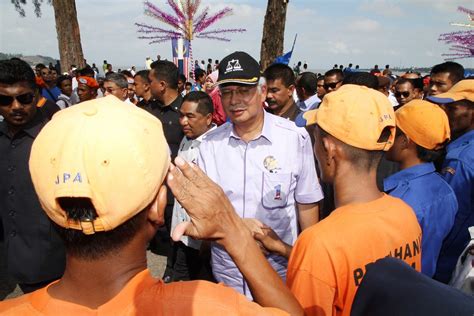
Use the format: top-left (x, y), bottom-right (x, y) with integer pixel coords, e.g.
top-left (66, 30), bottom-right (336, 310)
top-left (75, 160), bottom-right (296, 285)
top-left (0, 51), bottom-right (473, 315)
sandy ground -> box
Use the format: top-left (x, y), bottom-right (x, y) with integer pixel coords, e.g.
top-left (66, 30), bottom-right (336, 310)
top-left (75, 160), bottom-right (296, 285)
top-left (0, 241), bottom-right (167, 301)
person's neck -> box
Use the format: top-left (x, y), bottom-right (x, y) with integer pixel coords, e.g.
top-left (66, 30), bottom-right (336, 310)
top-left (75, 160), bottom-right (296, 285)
top-left (162, 89), bottom-right (179, 106)
top-left (333, 165), bottom-right (383, 209)
top-left (233, 111), bottom-right (265, 143)
top-left (48, 242), bottom-right (147, 309)
top-left (7, 125), bottom-right (22, 138)
top-left (142, 90), bottom-right (153, 102)
top-left (275, 99), bottom-right (294, 117)
top-left (399, 154), bottom-right (422, 170)
top-left (452, 126), bottom-right (474, 141)
top-left (45, 81), bottom-right (55, 89)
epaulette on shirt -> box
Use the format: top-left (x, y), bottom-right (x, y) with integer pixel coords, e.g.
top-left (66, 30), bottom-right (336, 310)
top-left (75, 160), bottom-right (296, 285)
top-left (446, 139), bottom-right (474, 166)
top-left (272, 115), bottom-right (309, 140)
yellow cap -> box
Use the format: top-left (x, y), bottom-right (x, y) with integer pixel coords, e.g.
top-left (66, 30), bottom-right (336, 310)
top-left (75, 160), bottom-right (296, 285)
top-left (427, 79), bottom-right (474, 104)
top-left (296, 84), bottom-right (395, 151)
top-left (395, 99), bottom-right (450, 150)
top-left (29, 95), bottom-right (170, 235)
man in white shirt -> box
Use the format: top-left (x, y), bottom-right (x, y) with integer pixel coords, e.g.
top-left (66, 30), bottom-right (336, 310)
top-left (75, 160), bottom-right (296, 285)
top-left (168, 91), bottom-right (217, 282)
top-left (295, 72), bottom-right (321, 112)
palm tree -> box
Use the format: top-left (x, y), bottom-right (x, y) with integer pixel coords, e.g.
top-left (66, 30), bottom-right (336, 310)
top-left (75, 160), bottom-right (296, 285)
top-left (12, 0), bottom-right (85, 72)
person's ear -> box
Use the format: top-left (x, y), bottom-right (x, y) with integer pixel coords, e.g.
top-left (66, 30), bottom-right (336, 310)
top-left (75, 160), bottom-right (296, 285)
top-left (147, 185), bottom-right (167, 227)
top-left (400, 134), bottom-right (410, 150)
top-left (205, 113), bottom-right (213, 126)
top-left (288, 84), bottom-right (295, 96)
top-left (323, 136), bottom-right (337, 165)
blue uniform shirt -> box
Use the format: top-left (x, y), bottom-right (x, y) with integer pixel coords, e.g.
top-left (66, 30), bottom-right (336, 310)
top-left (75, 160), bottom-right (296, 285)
top-left (384, 162), bottom-right (458, 277)
top-left (434, 130), bottom-right (474, 283)
top-left (41, 86), bottom-right (61, 102)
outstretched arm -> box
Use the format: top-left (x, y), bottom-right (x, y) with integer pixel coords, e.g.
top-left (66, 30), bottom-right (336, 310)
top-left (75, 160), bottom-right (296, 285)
top-left (167, 157), bottom-right (303, 316)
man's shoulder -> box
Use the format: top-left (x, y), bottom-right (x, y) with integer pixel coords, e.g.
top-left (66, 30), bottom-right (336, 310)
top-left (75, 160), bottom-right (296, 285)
top-left (202, 122), bottom-right (232, 142)
top-left (0, 293), bottom-right (37, 315)
top-left (161, 281), bottom-right (285, 315)
top-left (446, 132), bottom-right (474, 166)
top-left (267, 113), bottom-right (309, 140)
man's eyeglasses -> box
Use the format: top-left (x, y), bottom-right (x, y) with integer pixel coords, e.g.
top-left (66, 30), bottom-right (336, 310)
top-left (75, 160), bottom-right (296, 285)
top-left (219, 86), bottom-right (257, 101)
top-left (323, 81), bottom-right (341, 90)
top-left (394, 91), bottom-right (411, 98)
top-left (0, 93), bottom-right (35, 106)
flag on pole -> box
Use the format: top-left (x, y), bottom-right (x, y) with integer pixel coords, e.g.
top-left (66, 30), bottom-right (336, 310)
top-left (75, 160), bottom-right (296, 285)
top-left (172, 38), bottom-right (190, 77)
top-left (273, 34), bottom-right (298, 65)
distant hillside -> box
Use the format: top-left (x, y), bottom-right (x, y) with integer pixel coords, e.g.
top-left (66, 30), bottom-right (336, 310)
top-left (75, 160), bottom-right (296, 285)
top-left (0, 53), bottom-right (57, 67)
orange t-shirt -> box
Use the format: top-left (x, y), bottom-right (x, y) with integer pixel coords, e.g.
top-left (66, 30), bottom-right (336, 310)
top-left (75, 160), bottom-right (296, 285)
top-left (0, 270), bottom-right (287, 316)
top-left (287, 194), bottom-right (422, 316)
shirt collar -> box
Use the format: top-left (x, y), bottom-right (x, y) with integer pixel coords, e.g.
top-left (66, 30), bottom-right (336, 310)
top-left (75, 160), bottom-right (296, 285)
top-left (303, 94), bottom-right (321, 108)
top-left (195, 123), bottom-right (217, 142)
top-left (165, 94), bottom-right (182, 112)
top-left (0, 110), bottom-right (46, 139)
top-left (384, 162), bottom-right (436, 192)
top-left (229, 109), bottom-right (274, 144)
top-left (447, 130), bottom-right (474, 152)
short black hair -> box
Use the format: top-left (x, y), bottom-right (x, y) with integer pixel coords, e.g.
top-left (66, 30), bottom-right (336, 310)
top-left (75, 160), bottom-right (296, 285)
top-left (342, 72), bottom-right (378, 90)
top-left (416, 145), bottom-right (445, 163)
top-left (318, 125), bottom-right (391, 171)
top-left (194, 68), bottom-right (206, 81)
top-left (150, 60), bottom-right (179, 89)
top-left (296, 72), bottom-right (318, 95)
top-left (0, 58), bottom-right (37, 90)
top-left (431, 61), bottom-right (464, 84)
top-left (185, 82), bottom-right (192, 88)
top-left (396, 77), bottom-right (423, 91)
top-left (57, 75), bottom-right (72, 86)
top-left (178, 74), bottom-right (186, 83)
top-left (263, 63), bottom-right (295, 87)
top-left (134, 70), bottom-right (150, 83)
top-left (105, 72), bottom-right (128, 89)
top-left (120, 70), bottom-right (133, 78)
top-left (54, 197), bottom-right (147, 260)
top-left (324, 69), bottom-right (344, 80)
top-left (79, 66), bottom-right (95, 77)
top-left (183, 91), bottom-right (214, 116)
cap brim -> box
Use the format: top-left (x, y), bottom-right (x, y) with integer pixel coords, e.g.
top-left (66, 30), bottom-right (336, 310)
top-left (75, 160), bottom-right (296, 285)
top-left (426, 93), bottom-right (459, 104)
top-left (295, 109), bottom-right (318, 127)
top-left (217, 77), bottom-right (259, 86)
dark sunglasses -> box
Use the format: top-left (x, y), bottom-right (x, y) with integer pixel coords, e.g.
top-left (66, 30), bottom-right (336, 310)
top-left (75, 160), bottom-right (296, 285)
top-left (0, 93), bottom-right (35, 106)
top-left (395, 91), bottom-right (410, 98)
top-left (323, 80), bottom-right (341, 90)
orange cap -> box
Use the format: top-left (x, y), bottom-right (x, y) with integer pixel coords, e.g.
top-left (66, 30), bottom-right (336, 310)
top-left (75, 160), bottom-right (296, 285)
top-left (29, 96), bottom-right (170, 235)
top-left (396, 100), bottom-right (450, 150)
top-left (78, 76), bottom-right (99, 89)
top-left (296, 84), bottom-right (396, 151)
top-left (426, 79), bottom-right (474, 104)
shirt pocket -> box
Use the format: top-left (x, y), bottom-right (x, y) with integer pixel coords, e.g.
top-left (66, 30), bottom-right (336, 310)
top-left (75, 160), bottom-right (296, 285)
top-left (261, 172), bottom-right (292, 209)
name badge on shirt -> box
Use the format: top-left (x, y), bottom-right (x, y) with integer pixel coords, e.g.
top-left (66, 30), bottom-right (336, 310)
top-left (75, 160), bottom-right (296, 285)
top-left (263, 155), bottom-right (281, 173)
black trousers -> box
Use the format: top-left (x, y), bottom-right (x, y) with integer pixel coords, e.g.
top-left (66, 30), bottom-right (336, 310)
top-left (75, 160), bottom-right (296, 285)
top-left (164, 241), bottom-right (215, 282)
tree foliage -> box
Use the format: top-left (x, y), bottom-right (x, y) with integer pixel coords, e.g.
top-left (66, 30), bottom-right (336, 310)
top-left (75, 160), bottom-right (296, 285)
top-left (11, 0), bottom-right (52, 18)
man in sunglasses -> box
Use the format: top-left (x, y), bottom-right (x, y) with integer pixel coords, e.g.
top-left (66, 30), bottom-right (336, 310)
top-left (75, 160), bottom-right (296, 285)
top-left (394, 78), bottom-right (422, 109)
top-left (197, 51), bottom-right (323, 299)
top-left (0, 59), bottom-right (65, 293)
top-left (38, 66), bottom-right (61, 103)
top-left (323, 69), bottom-right (344, 94)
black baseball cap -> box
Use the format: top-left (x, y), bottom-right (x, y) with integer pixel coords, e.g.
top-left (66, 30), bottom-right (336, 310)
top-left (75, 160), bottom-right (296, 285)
top-left (217, 51), bottom-right (260, 85)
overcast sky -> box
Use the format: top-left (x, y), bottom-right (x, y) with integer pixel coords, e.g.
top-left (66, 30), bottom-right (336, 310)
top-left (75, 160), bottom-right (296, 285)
top-left (1, 0), bottom-right (473, 70)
